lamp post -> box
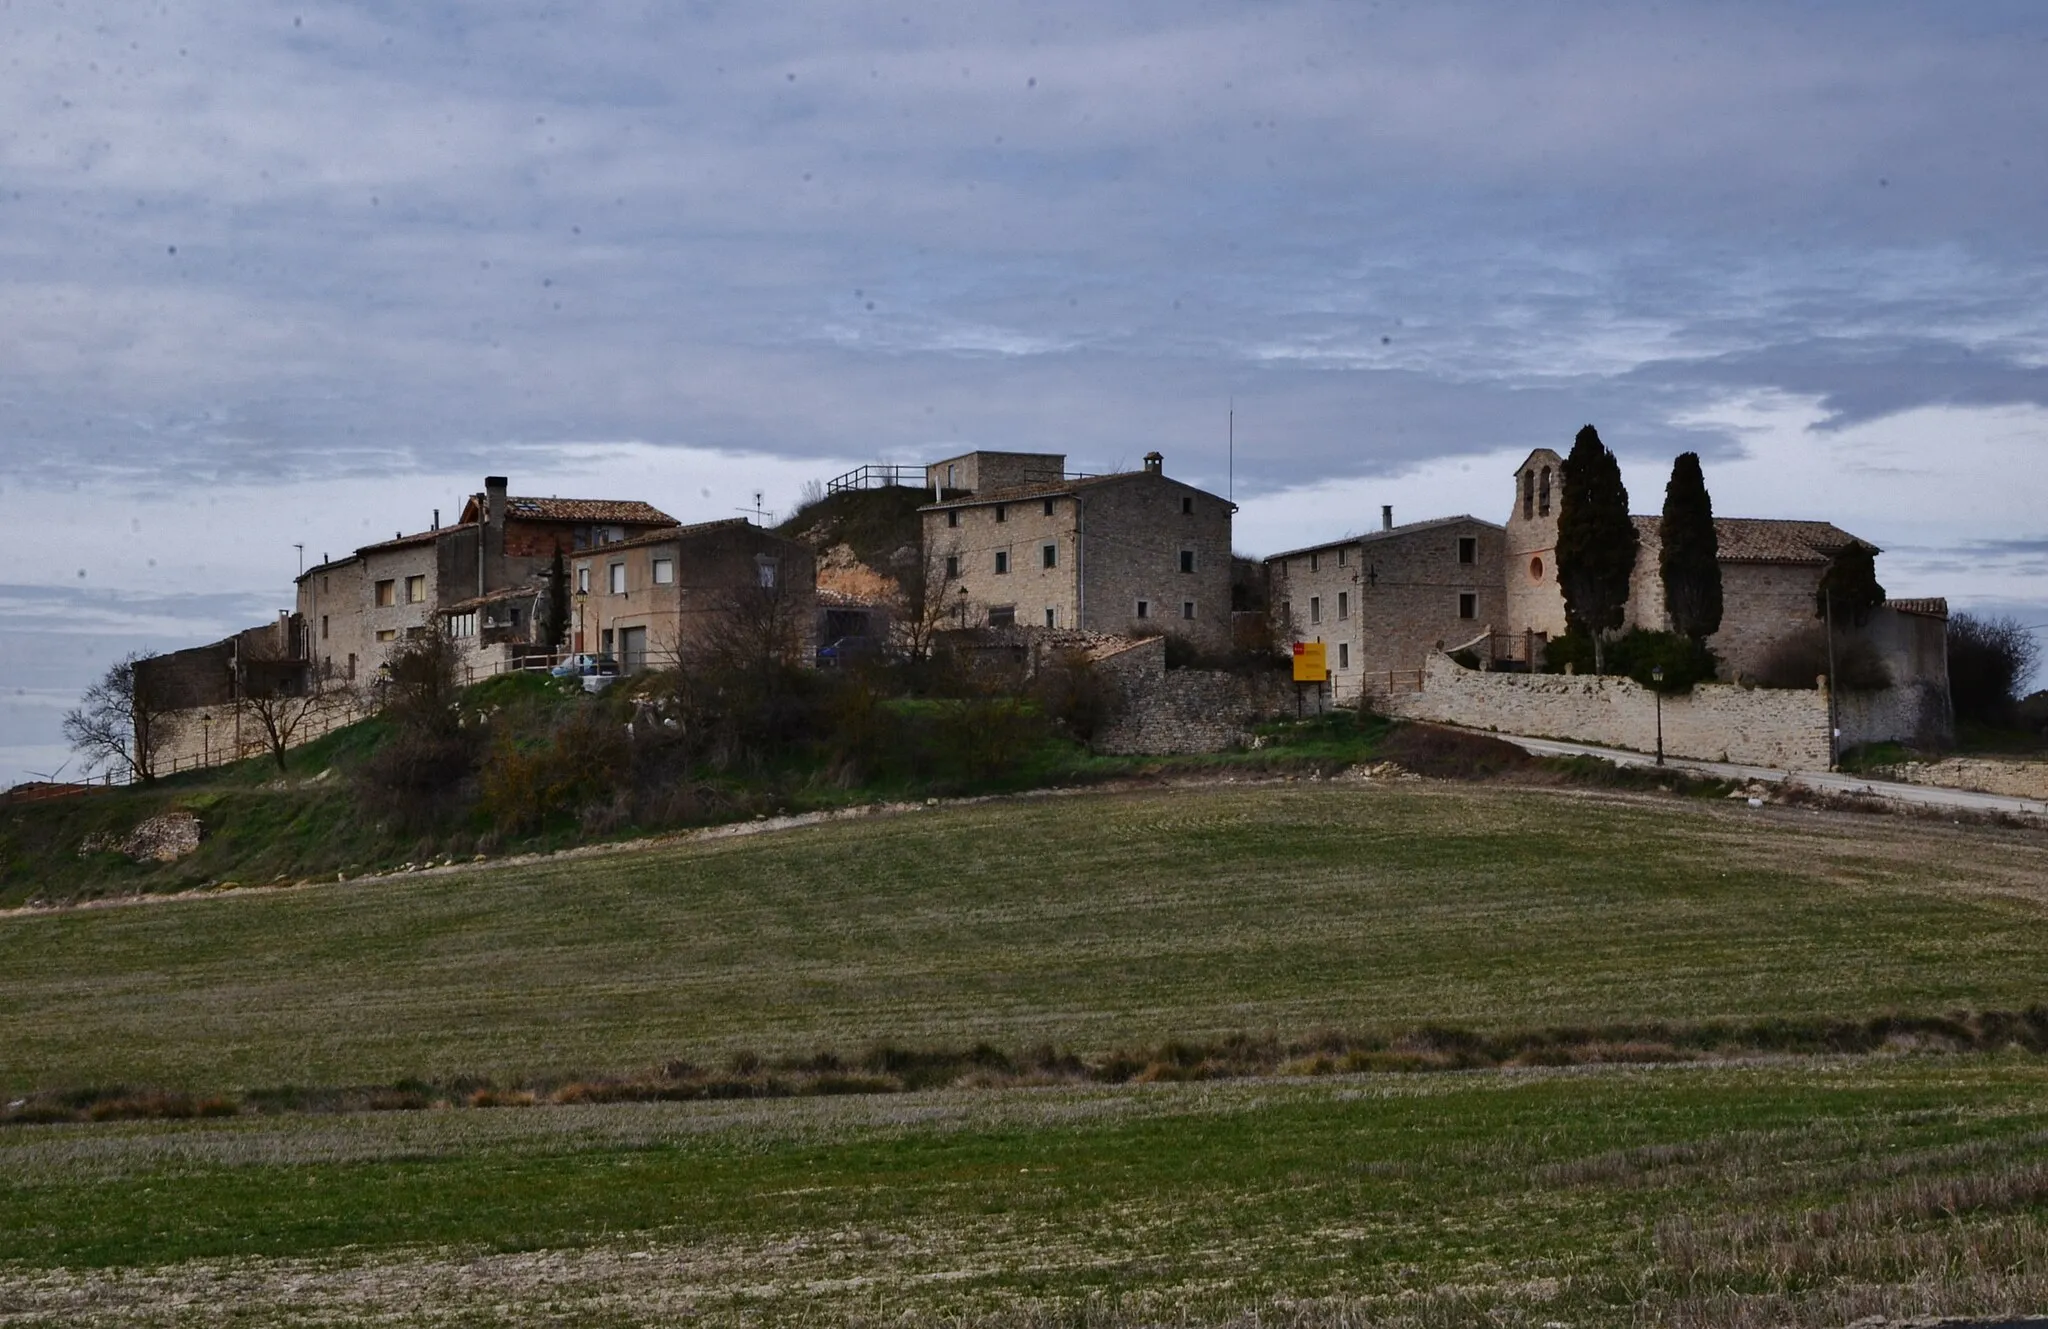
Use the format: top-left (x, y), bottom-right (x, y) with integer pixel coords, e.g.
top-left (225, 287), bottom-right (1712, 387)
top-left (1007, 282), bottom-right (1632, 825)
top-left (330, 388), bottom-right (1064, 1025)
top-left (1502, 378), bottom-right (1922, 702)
top-left (200, 712), bottom-right (213, 768)
top-left (1650, 666), bottom-right (1665, 767)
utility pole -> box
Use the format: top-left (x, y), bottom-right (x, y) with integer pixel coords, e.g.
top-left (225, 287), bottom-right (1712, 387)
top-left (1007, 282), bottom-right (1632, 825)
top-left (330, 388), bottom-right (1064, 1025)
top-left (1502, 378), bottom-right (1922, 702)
top-left (294, 543), bottom-right (305, 577)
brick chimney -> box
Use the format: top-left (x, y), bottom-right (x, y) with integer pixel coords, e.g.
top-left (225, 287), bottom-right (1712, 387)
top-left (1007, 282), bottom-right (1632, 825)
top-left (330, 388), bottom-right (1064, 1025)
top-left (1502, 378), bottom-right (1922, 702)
top-left (1142, 451), bottom-right (1163, 476)
top-left (483, 475), bottom-right (509, 590)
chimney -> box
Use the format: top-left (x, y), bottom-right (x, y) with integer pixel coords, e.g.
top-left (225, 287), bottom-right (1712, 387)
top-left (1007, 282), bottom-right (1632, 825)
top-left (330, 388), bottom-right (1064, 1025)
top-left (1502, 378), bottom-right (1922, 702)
top-left (1143, 451), bottom-right (1163, 476)
top-left (483, 475), bottom-right (509, 592)
top-left (1382, 505), bottom-right (1393, 531)
top-left (432, 508), bottom-right (440, 531)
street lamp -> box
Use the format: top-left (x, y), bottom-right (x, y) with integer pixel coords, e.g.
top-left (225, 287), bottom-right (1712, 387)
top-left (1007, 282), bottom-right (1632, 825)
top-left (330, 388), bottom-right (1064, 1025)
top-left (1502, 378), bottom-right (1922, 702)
top-left (1650, 666), bottom-right (1665, 767)
top-left (200, 712), bottom-right (213, 768)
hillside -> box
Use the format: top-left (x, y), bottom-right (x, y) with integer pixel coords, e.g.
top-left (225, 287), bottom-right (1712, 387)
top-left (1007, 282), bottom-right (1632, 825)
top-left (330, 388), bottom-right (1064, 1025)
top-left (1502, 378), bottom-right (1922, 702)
top-left (774, 483), bottom-right (931, 598)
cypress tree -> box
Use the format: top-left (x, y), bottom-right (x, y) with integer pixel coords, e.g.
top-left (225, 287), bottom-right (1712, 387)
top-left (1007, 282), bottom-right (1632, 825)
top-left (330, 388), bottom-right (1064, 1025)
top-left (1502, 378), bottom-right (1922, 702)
top-left (1659, 452), bottom-right (1722, 642)
top-left (1815, 541), bottom-right (1885, 627)
top-left (543, 546), bottom-right (571, 652)
top-left (1555, 424), bottom-right (1639, 672)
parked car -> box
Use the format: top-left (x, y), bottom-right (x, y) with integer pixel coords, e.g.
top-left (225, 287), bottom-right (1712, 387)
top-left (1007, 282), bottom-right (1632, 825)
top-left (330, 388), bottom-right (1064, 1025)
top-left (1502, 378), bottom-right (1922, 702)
top-left (816, 636), bottom-right (879, 667)
top-left (549, 653), bottom-right (621, 678)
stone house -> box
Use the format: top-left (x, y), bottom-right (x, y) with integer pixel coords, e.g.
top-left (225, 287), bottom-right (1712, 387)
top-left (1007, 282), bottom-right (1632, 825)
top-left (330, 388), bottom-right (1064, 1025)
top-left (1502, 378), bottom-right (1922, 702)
top-left (919, 450), bottom-right (1235, 655)
top-left (294, 475), bottom-right (674, 682)
top-left (569, 519), bottom-right (816, 673)
top-left (1264, 510), bottom-right (1505, 704)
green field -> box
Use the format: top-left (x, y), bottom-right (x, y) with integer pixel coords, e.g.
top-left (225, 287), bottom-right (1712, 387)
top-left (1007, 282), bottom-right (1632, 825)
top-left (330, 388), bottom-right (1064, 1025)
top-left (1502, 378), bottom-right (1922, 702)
top-left (4, 781), bottom-right (2048, 1324)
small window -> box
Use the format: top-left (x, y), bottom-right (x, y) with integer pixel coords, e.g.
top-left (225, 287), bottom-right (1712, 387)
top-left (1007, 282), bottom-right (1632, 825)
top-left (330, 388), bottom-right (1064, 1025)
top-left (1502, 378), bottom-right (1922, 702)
top-left (651, 557), bottom-right (674, 585)
top-left (1530, 556), bottom-right (1544, 581)
top-left (948, 509), bottom-right (960, 528)
top-left (1043, 498), bottom-right (1055, 516)
top-left (1337, 591), bottom-right (1348, 621)
top-left (1310, 595), bottom-right (1322, 624)
top-left (374, 628), bottom-right (396, 642)
top-left (995, 505), bottom-right (1006, 523)
top-left (757, 557), bottom-right (778, 588)
top-left (1458, 537), bottom-right (1477, 565)
top-left (346, 652), bottom-right (357, 679)
top-left (946, 463), bottom-right (958, 489)
top-left (320, 615), bottom-right (329, 639)
top-left (322, 575), bottom-right (331, 592)
top-left (1179, 549), bottom-right (1195, 574)
top-left (601, 628), bottom-right (615, 653)
top-left (405, 575), bottom-right (426, 604)
top-left (576, 566), bottom-right (590, 594)
top-left (374, 579), bottom-right (396, 607)
top-left (1539, 467), bottom-right (1552, 516)
top-left (1181, 601), bottom-right (1195, 620)
top-left (995, 550), bottom-right (1010, 575)
top-left (1309, 552), bottom-right (1319, 572)
top-left (1044, 607), bottom-right (1056, 628)
top-left (1337, 547), bottom-right (1347, 566)
top-left (1459, 593), bottom-right (1477, 619)
top-left (609, 562), bottom-right (627, 594)
top-left (1042, 543), bottom-right (1057, 569)
top-left (988, 604), bottom-right (1016, 628)
top-left (945, 554), bottom-right (959, 579)
top-left (1523, 471), bottom-right (1535, 520)
top-left (1181, 496), bottom-right (1193, 515)
top-left (1338, 642), bottom-right (1350, 669)
top-left (1135, 600), bottom-right (1150, 619)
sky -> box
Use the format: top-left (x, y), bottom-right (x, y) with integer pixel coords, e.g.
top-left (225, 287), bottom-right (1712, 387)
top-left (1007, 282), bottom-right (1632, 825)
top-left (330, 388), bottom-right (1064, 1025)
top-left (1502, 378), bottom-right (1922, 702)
top-left (4, 1), bottom-right (2046, 785)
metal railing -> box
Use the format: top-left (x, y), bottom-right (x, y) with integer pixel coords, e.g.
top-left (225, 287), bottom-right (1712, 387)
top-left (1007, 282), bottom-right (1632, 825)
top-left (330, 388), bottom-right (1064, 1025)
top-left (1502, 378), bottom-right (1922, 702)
top-left (827, 463), bottom-right (928, 494)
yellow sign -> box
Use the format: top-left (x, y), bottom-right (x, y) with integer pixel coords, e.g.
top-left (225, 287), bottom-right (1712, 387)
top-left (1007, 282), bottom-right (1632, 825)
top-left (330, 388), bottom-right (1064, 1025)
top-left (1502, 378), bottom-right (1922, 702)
top-left (1292, 640), bottom-right (1327, 682)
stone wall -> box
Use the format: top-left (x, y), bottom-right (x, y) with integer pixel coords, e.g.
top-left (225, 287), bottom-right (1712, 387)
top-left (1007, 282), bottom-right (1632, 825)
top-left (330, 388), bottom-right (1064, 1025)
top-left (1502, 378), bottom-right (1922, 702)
top-left (1092, 636), bottom-right (1297, 755)
top-left (1874, 756), bottom-right (2048, 801)
top-left (1382, 653), bottom-right (1835, 769)
top-left (152, 691), bottom-right (369, 777)
top-left (1077, 475), bottom-right (1233, 653)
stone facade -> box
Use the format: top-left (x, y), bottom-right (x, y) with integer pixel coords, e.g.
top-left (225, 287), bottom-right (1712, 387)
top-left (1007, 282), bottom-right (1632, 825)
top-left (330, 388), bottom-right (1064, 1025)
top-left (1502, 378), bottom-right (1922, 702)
top-left (1503, 448), bottom-right (1567, 638)
top-left (923, 451), bottom-right (1066, 496)
top-left (921, 452), bottom-right (1233, 654)
top-left (571, 519), bottom-right (816, 672)
top-left (1265, 515), bottom-right (1504, 704)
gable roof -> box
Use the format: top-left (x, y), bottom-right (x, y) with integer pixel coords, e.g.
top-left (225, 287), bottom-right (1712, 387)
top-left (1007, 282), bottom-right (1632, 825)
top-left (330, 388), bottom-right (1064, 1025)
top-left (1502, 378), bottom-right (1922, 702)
top-left (356, 522), bottom-right (477, 556)
top-left (1263, 514), bottom-right (1502, 564)
top-left (456, 495), bottom-right (676, 525)
top-left (567, 518), bottom-right (791, 558)
top-left (1633, 515), bottom-right (1869, 565)
top-left (919, 469), bottom-right (1224, 511)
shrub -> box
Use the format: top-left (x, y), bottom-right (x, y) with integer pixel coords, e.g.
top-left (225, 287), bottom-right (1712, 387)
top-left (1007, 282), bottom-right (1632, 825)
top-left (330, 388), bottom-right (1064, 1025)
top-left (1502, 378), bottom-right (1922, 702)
top-left (479, 705), bottom-right (632, 836)
top-left (1948, 612), bottom-right (2043, 725)
top-left (1543, 629), bottom-right (1716, 692)
top-left (1031, 649), bottom-right (1122, 743)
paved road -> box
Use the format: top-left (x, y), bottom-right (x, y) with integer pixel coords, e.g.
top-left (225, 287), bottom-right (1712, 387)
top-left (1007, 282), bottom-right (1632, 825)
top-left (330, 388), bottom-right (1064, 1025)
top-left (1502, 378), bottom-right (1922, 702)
top-left (1497, 733), bottom-right (2048, 818)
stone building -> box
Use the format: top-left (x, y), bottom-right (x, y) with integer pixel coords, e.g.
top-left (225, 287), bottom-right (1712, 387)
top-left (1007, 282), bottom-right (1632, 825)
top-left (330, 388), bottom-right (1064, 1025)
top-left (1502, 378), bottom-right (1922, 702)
top-left (919, 450), bottom-right (1235, 654)
top-left (294, 475), bottom-right (674, 681)
top-left (569, 519), bottom-right (816, 673)
top-left (1264, 510), bottom-right (1504, 704)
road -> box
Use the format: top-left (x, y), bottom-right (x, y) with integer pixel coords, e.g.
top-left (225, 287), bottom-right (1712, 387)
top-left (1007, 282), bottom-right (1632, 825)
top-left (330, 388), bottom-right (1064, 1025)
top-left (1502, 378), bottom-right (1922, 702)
top-left (1496, 733), bottom-right (2048, 818)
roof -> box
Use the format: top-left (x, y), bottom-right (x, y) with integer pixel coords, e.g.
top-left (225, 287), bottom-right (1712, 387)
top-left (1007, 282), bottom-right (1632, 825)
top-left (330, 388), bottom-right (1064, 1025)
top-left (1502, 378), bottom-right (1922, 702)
top-left (355, 522), bottom-right (476, 556)
top-left (1633, 515), bottom-right (1869, 564)
top-left (441, 582), bottom-right (547, 613)
top-left (1883, 597), bottom-right (1949, 618)
top-left (457, 494), bottom-right (676, 525)
top-left (920, 469), bottom-right (1225, 511)
top-left (1264, 515), bottom-right (1502, 564)
top-left (568, 518), bottom-right (781, 558)
top-left (818, 586), bottom-right (890, 609)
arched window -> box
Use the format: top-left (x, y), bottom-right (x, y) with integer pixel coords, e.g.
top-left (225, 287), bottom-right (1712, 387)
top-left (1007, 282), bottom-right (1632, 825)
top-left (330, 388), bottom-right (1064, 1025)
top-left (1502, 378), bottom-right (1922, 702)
top-left (1522, 470), bottom-right (1535, 520)
top-left (1538, 467), bottom-right (1552, 516)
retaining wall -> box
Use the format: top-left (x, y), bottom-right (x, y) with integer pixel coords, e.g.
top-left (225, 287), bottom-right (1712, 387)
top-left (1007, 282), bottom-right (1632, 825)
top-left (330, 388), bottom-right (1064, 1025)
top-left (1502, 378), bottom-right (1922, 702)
top-left (1093, 636), bottom-right (1299, 755)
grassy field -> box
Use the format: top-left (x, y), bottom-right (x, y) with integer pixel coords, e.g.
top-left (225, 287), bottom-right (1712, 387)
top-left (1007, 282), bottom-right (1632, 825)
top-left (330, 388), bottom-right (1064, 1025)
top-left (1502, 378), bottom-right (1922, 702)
top-left (5, 779), bottom-right (2048, 1324)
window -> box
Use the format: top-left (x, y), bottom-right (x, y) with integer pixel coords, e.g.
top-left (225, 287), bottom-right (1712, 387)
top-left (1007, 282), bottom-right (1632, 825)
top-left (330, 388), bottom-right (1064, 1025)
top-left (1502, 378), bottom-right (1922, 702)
top-left (651, 557), bottom-right (674, 586)
top-left (1309, 552), bottom-right (1319, 572)
top-left (756, 557), bottom-right (778, 588)
top-left (609, 562), bottom-right (626, 594)
top-left (1337, 591), bottom-right (1349, 621)
top-left (1539, 467), bottom-right (1552, 516)
top-left (988, 604), bottom-right (1016, 628)
top-left (320, 615), bottom-right (329, 639)
top-left (1135, 600), bottom-right (1150, 619)
top-left (1042, 543), bottom-right (1057, 569)
top-left (1459, 593), bottom-right (1477, 619)
top-left (346, 652), bottom-right (357, 680)
top-left (576, 566), bottom-right (590, 593)
top-left (1529, 556), bottom-right (1544, 581)
top-left (374, 628), bottom-right (396, 642)
top-left (1523, 471), bottom-right (1535, 520)
top-left (1043, 498), bottom-right (1055, 516)
top-left (946, 463), bottom-right (958, 489)
top-left (1338, 642), bottom-right (1350, 669)
top-left (1309, 595), bottom-right (1322, 624)
top-left (1458, 537), bottom-right (1477, 565)
top-left (1181, 496), bottom-right (1193, 515)
top-left (1179, 549), bottom-right (1195, 574)
top-left (947, 509), bottom-right (959, 528)
top-left (448, 611), bottom-right (477, 638)
top-left (1044, 607), bottom-right (1056, 628)
top-left (322, 575), bottom-right (331, 592)
top-left (374, 579), bottom-right (396, 607)
top-left (945, 554), bottom-right (959, 579)
top-left (1337, 547), bottom-right (1347, 566)
top-left (995, 505), bottom-right (1006, 523)
top-left (1181, 601), bottom-right (1195, 620)
top-left (600, 628), bottom-right (614, 653)
top-left (405, 575), bottom-right (426, 603)
top-left (994, 550), bottom-right (1010, 574)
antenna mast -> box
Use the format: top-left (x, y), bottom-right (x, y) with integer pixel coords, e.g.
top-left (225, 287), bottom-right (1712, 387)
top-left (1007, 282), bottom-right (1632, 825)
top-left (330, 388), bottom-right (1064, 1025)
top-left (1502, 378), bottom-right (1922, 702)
top-left (1227, 398), bottom-right (1234, 504)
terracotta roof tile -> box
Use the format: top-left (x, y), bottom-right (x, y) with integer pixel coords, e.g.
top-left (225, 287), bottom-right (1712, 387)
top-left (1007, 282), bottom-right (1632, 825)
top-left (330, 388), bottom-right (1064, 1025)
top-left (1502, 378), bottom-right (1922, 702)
top-left (1883, 597), bottom-right (1948, 617)
top-left (504, 497), bottom-right (675, 524)
top-left (1633, 515), bottom-right (1868, 564)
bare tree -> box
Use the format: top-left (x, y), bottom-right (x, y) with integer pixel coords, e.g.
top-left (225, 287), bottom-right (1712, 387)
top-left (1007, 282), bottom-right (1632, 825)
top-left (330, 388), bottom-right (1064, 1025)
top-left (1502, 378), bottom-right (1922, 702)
top-left (687, 579), bottom-right (812, 676)
top-left (891, 540), bottom-right (964, 664)
top-left (62, 652), bottom-right (183, 783)
top-left (238, 634), bottom-right (347, 771)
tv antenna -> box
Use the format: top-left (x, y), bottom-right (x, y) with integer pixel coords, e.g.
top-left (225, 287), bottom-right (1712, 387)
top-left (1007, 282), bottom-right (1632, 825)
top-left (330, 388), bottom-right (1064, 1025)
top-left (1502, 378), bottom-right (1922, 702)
top-left (294, 543), bottom-right (305, 576)
top-left (1227, 398), bottom-right (1234, 504)
top-left (736, 491), bottom-right (772, 526)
